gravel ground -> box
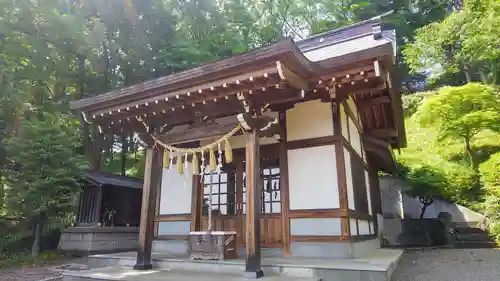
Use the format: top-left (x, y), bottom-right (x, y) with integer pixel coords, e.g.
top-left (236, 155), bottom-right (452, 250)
top-left (392, 248), bottom-right (500, 281)
top-left (0, 258), bottom-right (87, 281)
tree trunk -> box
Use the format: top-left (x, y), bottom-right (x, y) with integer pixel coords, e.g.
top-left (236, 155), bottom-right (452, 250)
top-left (31, 219), bottom-right (42, 257)
top-left (419, 197), bottom-right (434, 219)
top-left (464, 137), bottom-right (478, 171)
top-left (121, 135), bottom-right (128, 176)
top-left (420, 204), bottom-right (428, 219)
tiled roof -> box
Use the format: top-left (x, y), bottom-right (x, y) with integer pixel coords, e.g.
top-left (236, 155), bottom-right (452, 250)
top-left (82, 171), bottom-right (143, 189)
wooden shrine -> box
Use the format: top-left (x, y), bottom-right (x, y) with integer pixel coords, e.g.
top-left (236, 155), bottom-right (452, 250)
top-left (69, 16), bottom-right (406, 278)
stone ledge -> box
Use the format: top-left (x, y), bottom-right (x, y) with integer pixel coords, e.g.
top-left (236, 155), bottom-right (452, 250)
top-left (62, 227), bottom-right (139, 233)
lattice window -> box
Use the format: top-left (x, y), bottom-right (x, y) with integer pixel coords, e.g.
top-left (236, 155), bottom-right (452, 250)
top-left (243, 167), bottom-right (281, 214)
top-left (203, 172), bottom-right (236, 215)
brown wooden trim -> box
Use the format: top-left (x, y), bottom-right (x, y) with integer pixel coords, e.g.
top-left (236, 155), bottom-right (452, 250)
top-left (291, 235), bottom-right (348, 242)
top-left (190, 174), bottom-right (202, 231)
top-left (291, 234), bottom-right (376, 243)
top-left (289, 208), bottom-right (347, 218)
top-left (344, 105), bottom-right (351, 143)
top-left (356, 219), bottom-right (360, 236)
top-left (332, 99), bottom-right (350, 237)
top-left (349, 234), bottom-right (376, 242)
top-left (153, 222), bottom-right (158, 236)
top-left (278, 112), bottom-right (291, 257)
top-left (155, 235), bottom-right (189, 241)
top-left (348, 210), bottom-right (373, 221)
top-left (286, 135), bottom-right (341, 150)
top-left (342, 100), bottom-right (363, 133)
top-left (342, 138), bottom-right (369, 169)
top-left (155, 214), bottom-right (192, 222)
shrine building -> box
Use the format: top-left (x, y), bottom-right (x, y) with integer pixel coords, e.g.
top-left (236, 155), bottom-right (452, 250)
top-left (69, 15), bottom-right (405, 279)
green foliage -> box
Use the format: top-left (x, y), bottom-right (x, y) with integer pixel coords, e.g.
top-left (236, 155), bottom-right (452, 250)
top-left (396, 117), bottom-right (485, 206)
top-left (397, 165), bottom-right (446, 200)
top-left (403, 0), bottom-right (500, 84)
top-left (3, 111), bottom-right (87, 219)
top-left (414, 83), bottom-right (500, 169)
top-left (402, 91), bottom-right (435, 117)
top-left (480, 152), bottom-right (500, 187)
top-left (415, 83), bottom-right (500, 142)
top-left (0, 250), bottom-right (66, 269)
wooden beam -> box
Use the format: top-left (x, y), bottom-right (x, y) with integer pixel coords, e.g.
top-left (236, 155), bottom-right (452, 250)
top-left (278, 112), bottom-right (291, 257)
top-left (365, 128), bottom-right (398, 138)
top-left (244, 126), bottom-right (263, 278)
top-left (358, 95), bottom-right (390, 107)
top-left (134, 146), bottom-right (163, 270)
top-left (332, 100), bottom-right (350, 238)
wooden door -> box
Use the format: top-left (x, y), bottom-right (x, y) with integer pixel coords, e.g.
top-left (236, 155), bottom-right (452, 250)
top-left (199, 161), bottom-right (283, 249)
top-left (240, 164), bottom-right (283, 248)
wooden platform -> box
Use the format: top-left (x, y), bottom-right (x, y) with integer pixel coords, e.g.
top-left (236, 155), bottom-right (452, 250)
top-left (63, 249), bottom-right (403, 281)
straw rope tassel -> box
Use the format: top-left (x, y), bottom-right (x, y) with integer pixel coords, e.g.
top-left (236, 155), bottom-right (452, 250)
top-left (192, 152), bottom-right (200, 175)
top-left (224, 139), bottom-right (233, 164)
top-left (163, 149), bottom-right (170, 169)
top-left (209, 148), bottom-right (217, 172)
top-left (177, 154), bottom-right (184, 174)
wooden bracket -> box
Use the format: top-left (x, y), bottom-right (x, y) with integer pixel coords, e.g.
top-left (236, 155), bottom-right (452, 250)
top-left (237, 113), bottom-right (283, 140)
top-left (276, 61), bottom-right (309, 91)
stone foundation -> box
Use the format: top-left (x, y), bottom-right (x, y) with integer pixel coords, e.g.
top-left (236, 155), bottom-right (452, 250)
top-left (58, 226), bottom-right (139, 253)
top-left (290, 238), bottom-right (380, 258)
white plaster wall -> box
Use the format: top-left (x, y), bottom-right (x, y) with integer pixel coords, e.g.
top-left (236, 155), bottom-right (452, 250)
top-left (369, 221), bottom-right (374, 235)
top-left (340, 104), bottom-right (349, 140)
top-left (157, 221), bottom-right (191, 236)
top-left (286, 100), bottom-right (334, 141)
top-left (348, 118), bottom-right (363, 158)
top-left (365, 170), bottom-right (373, 216)
top-left (290, 218), bottom-right (341, 236)
top-left (344, 147), bottom-right (355, 211)
top-left (288, 145), bottom-right (339, 210)
top-left (350, 218), bottom-right (358, 236)
top-left (358, 220), bottom-right (370, 235)
top-left (159, 164), bottom-right (193, 215)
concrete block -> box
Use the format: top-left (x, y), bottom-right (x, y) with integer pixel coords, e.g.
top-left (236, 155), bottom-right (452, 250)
top-left (89, 240), bottom-right (114, 252)
top-left (290, 242), bottom-right (353, 258)
top-left (82, 233), bottom-right (94, 242)
top-left (152, 240), bottom-right (188, 254)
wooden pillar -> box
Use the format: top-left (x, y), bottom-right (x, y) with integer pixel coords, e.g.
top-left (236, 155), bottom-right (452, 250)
top-left (190, 173), bottom-right (202, 232)
top-left (244, 127), bottom-right (263, 278)
top-left (93, 187), bottom-right (103, 225)
top-left (134, 146), bottom-right (163, 270)
top-left (332, 99), bottom-right (350, 238)
top-left (278, 112), bottom-right (291, 256)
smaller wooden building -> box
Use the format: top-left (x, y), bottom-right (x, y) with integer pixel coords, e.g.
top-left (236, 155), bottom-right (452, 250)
top-left (58, 171), bottom-right (142, 253)
top-left (69, 16), bottom-right (405, 277)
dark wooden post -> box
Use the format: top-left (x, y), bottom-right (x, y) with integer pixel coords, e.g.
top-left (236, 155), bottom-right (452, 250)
top-left (332, 99), bottom-right (350, 238)
top-left (134, 146), bottom-right (163, 270)
top-left (244, 127), bottom-right (264, 278)
top-left (93, 187), bottom-right (103, 225)
top-left (278, 112), bottom-right (291, 256)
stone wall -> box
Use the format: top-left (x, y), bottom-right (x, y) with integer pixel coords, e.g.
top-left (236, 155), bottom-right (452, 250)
top-left (58, 227), bottom-right (138, 253)
top-left (380, 175), bottom-right (484, 223)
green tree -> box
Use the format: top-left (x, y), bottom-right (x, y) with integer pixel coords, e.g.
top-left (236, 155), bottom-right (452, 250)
top-left (403, 0), bottom-right (500, 85)
top-left (415, 83), bottom-right (500, 170)
top-left (3, 112), bottom-right (87, 257)
top-left (398, 165), bottom-right (448, 218)
top-left (480, 152), bottom-right (500, 187)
